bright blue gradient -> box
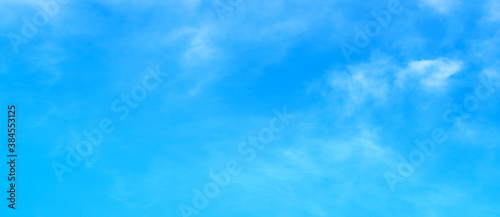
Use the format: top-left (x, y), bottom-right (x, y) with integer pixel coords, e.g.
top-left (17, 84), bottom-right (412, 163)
top-left (1, 0), bottom-right (500, 216)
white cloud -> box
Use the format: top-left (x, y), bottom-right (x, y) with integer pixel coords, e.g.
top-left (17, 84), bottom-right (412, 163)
top-left (420, 0), bottom-right (459, 14)
top-left (329, 70), bottom-right (388, 102)
top-left (159, 25), bottom-right (224, 96)
top-left (181, 27), bottom-right (219, 66)
top-left (316, 128), bottom-right (394, 165)
top-left (161, 25), bottom-right (220, 66)
top-left (322, 57), bottom-right (393, 114)
top-left (233, 125), bottom-right (395, 191)
top-left (312, 56), bottom-right (464, 117)
top-left (397, 58), bottom-right (463, 90)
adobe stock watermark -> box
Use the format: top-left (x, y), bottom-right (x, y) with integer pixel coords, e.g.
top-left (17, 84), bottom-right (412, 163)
top-left (7, 0), bottom-right (70, 54)
top-left (178, 107), bottom-right (296, 217)
top-left (212, 0), bottom-right (243, 21)
top-left (51, 64), bottom-right (167, 183)
top-left (385, 71), bottom-right (500, 192)
top-left (340, 0), bottom-right (403, 61)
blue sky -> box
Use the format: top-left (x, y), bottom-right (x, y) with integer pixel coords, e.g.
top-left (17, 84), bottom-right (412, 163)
top-left (1, 0), bottom-right (500, 216)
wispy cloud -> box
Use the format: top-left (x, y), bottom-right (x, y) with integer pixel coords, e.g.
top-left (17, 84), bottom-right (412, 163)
top-left (397, 58), bottom-right (463, 90)
top-left (420, 0), bottom-right (459, 14)
top-left (322, 57), bottom-right (393, 114)
top-left (484, 0), bottom-right (500, 22)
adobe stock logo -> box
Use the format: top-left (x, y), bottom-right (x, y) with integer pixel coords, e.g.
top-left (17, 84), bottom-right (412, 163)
top-left (7, 0), bottom-right (70, 53)
top-left (178, 107), bottom-right (296, 217)
top-left (340, 0), bottom-right (403, 61)
top-left (51, 65), bottom-right (166, 183)
top-left (385, 71), bottom-right (500, 192)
